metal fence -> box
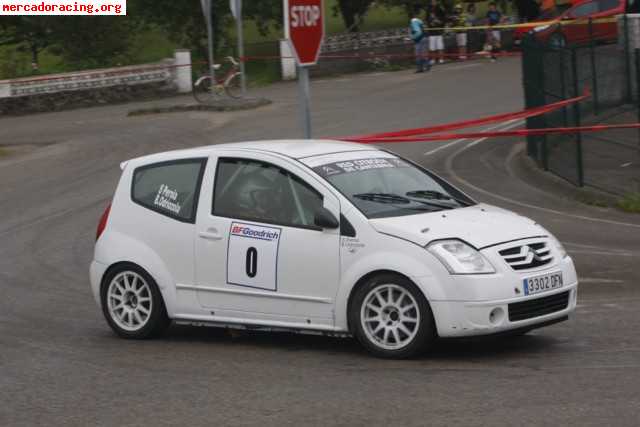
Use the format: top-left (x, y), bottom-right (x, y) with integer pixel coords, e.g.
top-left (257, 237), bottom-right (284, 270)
top-left (522, 15), bottom-right (640, 196)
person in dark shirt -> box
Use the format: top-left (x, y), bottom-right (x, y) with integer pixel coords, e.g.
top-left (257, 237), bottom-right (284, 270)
top-left (427, 0), bottom-right (448, 64)
top-left (485, 2), bottom-right (503, 62)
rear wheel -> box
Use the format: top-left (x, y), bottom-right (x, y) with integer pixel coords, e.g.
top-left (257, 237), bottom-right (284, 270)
top-left (349, 273), bottom-right (436, 359)
top-left (193, 76), bottom-right (222, 104)
top-left (101, 264), bottom-right (170, 339)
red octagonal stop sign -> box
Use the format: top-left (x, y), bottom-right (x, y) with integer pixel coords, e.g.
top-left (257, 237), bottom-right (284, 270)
top-left (285, 0), bottom-right (325, 66)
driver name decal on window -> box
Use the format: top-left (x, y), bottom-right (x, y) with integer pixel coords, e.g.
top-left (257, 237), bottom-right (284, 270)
top-left (153, 184), bottom-right (182, 215)
top-left (314, 158), bottom-right (408, 177)
top-left (227, 222), bottom-right (282, 291)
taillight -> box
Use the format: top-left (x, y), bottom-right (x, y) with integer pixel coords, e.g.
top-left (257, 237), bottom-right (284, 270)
top-left (96, 203), bottom-right (111, 241)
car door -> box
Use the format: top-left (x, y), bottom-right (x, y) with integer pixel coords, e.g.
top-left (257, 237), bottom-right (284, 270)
top-left (194, 151), bottom-right (341, 328)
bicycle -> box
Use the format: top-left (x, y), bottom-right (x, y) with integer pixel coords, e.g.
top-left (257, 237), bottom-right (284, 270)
top-left (193, 56), bottom-right (243, 103)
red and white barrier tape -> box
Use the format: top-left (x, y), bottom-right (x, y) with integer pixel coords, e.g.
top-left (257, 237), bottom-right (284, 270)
top-left (340, 90), bottom-right (589, 142)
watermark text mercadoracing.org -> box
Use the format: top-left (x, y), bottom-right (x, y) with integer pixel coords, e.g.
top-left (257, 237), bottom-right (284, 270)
top-left (1, 0), bottom-right (126, 15)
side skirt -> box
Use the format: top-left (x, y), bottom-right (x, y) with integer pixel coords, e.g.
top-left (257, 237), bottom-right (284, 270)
top-left (174, 318), bottom-right (352, 338)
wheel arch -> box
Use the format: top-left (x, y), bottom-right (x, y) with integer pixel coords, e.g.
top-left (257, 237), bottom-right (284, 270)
top-left (94, 230), bottom-right (177, 316)
top-left (345, 269), bottom-right (429, 334)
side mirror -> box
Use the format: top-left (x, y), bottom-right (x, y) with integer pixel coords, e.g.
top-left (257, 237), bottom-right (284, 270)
top-left (314, 207), bottom-right (339, 229)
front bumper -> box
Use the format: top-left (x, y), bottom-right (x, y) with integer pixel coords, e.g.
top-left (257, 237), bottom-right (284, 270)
top-left (430, 284), bottom-right (578, 337)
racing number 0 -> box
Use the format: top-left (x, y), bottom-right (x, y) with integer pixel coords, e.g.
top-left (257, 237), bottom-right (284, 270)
top-left (246, 247), bottom-right (258, 278)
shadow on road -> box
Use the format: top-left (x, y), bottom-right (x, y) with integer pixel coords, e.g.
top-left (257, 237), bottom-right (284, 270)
top-left (150, 324), bottom-right (559, 361)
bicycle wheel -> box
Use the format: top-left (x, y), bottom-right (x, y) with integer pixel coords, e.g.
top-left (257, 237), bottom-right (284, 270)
top-left (193, 76), bottom-right (219, 104)
top-left (224, 73), bottom-right (243, 99)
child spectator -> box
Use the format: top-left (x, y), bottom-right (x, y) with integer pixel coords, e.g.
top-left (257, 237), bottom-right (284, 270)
top-left (486, 2), bottom-right (503, 62)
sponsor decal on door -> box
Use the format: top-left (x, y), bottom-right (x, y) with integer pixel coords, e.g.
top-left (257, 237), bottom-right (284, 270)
top-left (226, 222), bottom-right (282, 291)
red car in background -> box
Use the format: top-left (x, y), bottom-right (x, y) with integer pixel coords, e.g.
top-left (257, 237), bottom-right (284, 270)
top-left (515, 0), bottom-right (625, 47)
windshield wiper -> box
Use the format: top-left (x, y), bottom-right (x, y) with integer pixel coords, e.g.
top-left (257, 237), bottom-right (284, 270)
top-left (353, 193), bottom-right (412, 204)
top-left (406, 190), bottom-right (470, 207)
top-left (353, 193), bottom-right (445, 212)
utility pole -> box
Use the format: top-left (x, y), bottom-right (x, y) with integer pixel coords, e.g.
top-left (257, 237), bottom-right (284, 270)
top-left (201, 0), bottom-right (215, 82)
top-left (231, 0), bottom-right (247, 95)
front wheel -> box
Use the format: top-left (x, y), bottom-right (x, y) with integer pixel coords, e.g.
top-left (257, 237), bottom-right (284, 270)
top-left (224, 72), bottom-right (243, 99)
top-left (101, 264), bottom-right (170, 339)
top-left (349, 274), bottom-right (436, 359)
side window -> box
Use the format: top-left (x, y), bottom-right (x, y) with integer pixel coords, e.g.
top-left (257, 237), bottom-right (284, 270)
top-left (570, 2), bottom-right (599, 17)
top-left (213, 158), bottom-right (324, 228)
top-left (598, 0), bottom-right (619, 11)
top-left (131, 158), bottom-right (207, 223)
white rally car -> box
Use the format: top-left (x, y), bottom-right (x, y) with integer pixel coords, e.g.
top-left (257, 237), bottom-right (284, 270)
top-left (90, 140), bottom-right (578, 358)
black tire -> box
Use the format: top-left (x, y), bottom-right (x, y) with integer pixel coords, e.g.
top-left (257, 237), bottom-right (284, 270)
top-left (193, 76), bottom-right (220, 104)
top-left (224, 73), bottom-right (243, 99)
top-left (349, 273), bottom-right (436, 359)
top-left (100, 263), bottom-right (170, 339)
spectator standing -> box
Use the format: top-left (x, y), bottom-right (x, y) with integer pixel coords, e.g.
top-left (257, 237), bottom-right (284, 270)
top-left (427, 0), bottom-right (447, 64)
top-left (409, 13), bottom-right (430, 73)
top-left (485, 2), bottom-right (503, 62)
top-left (450, 4), bottom-right (469, 60)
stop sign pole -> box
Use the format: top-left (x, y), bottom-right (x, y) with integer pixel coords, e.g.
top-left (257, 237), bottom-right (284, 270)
top-left (284, 0), bottom-right (324, 139)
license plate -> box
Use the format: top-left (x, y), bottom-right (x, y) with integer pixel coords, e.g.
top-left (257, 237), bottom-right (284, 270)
top-left (523, 271), bottom-right (563, 296)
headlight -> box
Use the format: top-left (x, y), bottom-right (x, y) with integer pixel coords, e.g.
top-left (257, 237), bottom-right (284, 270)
top-left (427, 240), bottom-right (495, 274)
top-left (549, 235), bottom-right (568, 259)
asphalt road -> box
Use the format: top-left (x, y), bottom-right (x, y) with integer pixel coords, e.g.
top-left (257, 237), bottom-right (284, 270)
top-left (1, 58), bottom-right (640, 426)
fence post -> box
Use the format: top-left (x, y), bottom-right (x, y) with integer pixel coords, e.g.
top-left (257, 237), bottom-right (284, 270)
top-left (571, 48), bottom-right (585, 187)
top-left (588, 18), bottom-right (599, 115)
top-left (522, 36), bottom-right (538, 159)
top-left (636, 48), bottom-right (640, 149)
top-left (560, 49), bottom-right (568, 128)
top-left (624, 14), bottom-right (633, 103)
top-left (538, 45), bottom-right (548, 169)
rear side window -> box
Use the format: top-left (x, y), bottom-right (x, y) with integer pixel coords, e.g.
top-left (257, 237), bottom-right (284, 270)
top-left (131, 158), bottom-right (207, 223)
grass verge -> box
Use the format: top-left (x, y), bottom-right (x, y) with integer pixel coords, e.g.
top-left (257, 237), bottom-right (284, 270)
top-left (617, 193), bottom-right (640, 213)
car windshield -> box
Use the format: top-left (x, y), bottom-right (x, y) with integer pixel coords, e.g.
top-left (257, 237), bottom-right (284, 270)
top-left (312, 156), bottom-right (475, 219)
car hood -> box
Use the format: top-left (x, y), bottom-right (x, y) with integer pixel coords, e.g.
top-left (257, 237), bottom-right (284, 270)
top-left (369, 204), bottom-right (548, 249)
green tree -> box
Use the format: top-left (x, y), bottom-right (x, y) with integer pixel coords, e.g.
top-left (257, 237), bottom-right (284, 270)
top-left (49, 17), bottom-right (136, 67)
top-left (131, 0), bottom-right (282, 62)
top-left (0, 17), bottom-right (58, 69)
top-left (379, 0), bottom-right (429, 18)
top-left (333, 0), bottom-right (375, 32)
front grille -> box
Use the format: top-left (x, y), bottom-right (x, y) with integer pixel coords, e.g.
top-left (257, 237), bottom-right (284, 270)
top-left (499, 242), bottom-right (553, 271)
top-left (508, 291), bottom-right (570, 322)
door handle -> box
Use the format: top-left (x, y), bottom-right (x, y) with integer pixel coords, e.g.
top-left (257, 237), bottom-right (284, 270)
top-left (199, 230), bottom-right (223, 241)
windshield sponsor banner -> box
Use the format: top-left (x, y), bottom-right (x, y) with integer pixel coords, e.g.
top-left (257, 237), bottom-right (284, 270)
top-left (314, 157), bottom-right (408, 177)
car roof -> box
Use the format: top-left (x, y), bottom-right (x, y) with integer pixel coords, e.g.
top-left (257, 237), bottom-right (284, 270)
top-left (123, 139), bottom-right (377, 169)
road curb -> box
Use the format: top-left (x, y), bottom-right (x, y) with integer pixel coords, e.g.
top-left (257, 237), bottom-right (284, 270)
top-left (513, 146), bottom-right (621, 207)
top-left (127, 97), bottom-right (272, 116)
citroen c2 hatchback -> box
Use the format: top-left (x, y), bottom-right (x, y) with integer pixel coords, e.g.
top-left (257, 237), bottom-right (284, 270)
top-left (90, 140), bottom-right (578, 358)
